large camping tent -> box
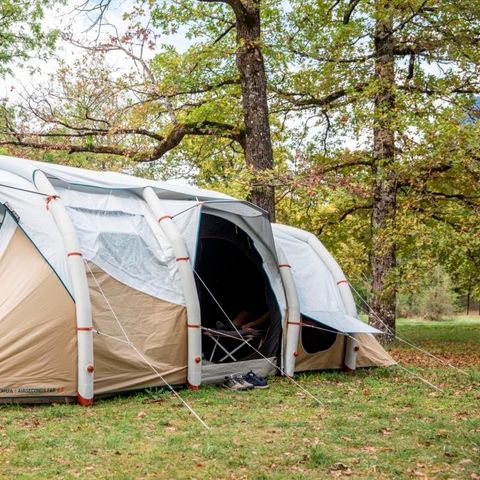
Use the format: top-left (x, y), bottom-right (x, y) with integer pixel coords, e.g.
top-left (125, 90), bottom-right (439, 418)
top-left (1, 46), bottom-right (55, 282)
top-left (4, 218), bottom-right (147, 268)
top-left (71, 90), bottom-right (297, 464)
top-left (0, 155), bottom-right (394, 404)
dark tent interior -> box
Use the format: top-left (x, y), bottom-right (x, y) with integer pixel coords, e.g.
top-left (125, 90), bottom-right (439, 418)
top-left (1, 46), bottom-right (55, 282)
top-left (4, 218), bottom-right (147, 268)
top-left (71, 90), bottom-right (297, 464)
top-left (300, 315), bottom-right (338, 353)
top-left (194, 213), bottom-right (282, 363)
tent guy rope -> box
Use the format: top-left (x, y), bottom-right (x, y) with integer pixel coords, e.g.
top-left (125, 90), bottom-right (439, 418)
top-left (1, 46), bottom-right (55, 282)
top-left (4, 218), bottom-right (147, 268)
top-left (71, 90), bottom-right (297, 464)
top-left (347, 283), bottom-right (469, 377)
top-left (0, 182), bottom-right (50, 197)
top-left (300, 323), bottom-right (444, 393)
top-left (85, 260), bottom-right (210, 431)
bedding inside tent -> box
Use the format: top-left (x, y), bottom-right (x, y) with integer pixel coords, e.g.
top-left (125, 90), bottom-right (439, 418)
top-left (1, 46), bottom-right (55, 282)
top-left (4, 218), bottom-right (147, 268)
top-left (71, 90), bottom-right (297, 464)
top-left (194, 213), bottom-right (282, 364)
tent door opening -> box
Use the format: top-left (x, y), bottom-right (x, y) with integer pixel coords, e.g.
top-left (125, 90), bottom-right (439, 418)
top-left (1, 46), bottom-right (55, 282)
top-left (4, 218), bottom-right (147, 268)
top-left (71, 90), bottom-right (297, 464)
top-left (194, 213), bottom-right (281, 365)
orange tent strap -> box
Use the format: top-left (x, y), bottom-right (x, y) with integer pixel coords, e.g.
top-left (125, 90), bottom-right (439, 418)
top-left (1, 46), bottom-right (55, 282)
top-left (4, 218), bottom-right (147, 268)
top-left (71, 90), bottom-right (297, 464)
top-left (45, 195), bottom-right (60, 210)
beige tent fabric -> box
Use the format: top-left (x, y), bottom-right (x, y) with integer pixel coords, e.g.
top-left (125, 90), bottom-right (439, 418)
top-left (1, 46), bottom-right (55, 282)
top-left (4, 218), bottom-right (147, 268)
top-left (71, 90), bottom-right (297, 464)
top-left (294, 333), bottom-right (345, 372)
top-left (356, 333), bottom-right (396, 367)
top-left (0, 228), bottom-right (77, 398)
top-left (87, 263), bottom-right (187, 394)
top-left (294, 329), bottom-right (395, 372)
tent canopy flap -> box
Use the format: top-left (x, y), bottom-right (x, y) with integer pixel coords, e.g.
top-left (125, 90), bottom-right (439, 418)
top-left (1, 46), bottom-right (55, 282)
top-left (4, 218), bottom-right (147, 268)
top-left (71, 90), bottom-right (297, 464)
top-left (304, 311), bottom-right (381, 334)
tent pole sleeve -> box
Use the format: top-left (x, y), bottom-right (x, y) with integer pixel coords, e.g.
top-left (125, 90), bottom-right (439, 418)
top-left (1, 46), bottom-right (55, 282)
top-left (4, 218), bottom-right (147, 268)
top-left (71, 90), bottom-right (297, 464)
top-left (33, 171), bottom-right (94, 405)
top-left (143, 187), bottom-right (202, 388)
top-left (277, 246), bottom-right (300, 377)
top-left (305, 236), bottom-right (358, 371)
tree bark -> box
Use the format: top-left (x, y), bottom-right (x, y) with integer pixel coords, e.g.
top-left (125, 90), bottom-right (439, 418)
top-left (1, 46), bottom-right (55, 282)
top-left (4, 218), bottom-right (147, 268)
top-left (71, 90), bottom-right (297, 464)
top-left (369, 1), bottom-right (397, 341)
top-left (466, 277), bottom-right (472, 315)
top-left (228, 0), bottom-right (275, 220)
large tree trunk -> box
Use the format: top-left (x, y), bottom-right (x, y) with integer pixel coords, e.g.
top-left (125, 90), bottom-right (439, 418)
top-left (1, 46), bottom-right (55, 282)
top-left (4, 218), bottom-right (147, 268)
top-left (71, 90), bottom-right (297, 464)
top-left (229, 0), bottom-right (275, 220)
top-left (370, 1), bottom-right (397, 341)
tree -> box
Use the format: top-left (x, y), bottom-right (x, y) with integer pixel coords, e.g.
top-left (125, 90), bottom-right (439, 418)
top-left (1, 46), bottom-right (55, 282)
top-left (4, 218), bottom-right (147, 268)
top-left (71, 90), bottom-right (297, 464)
top-left (0, 0), bottom-right (58, 73)
top-left (198, 0), bottom-right (275, 217)
top-left (272, 0), bottom-right (480, 339)
top-left (0, 0), bottom-right (277, 219)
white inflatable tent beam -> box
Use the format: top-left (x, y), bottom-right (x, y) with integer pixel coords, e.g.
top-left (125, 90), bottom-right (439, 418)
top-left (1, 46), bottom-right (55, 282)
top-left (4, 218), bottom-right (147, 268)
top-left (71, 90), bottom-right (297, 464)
top-left (274, 224), bottom-right (359, 371)
top-left (33, 171), bottom-right (95, 404)
top-left (143, 187), bottom-right (202, 388)
top-left (277, 246), bottom-right (301, 377)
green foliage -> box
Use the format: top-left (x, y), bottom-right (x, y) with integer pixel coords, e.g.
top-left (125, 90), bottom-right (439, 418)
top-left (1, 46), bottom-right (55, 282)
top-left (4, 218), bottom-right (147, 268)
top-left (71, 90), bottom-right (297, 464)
top-left (397, 266), bottom-right (459, 320)
top-left (418, 267), bottom-right (459, 321)
top-left (0, 0), bottom-right (59, 74)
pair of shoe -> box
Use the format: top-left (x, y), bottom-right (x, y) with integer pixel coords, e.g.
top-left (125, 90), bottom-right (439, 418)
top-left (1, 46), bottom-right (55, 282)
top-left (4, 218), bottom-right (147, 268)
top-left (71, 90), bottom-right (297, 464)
top-left (223, 371), bottom-right (268, 391)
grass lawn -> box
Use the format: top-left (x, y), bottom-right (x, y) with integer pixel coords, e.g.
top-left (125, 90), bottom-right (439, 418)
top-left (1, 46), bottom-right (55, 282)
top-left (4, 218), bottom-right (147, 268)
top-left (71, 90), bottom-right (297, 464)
top-left (1, 317), bottom-right (479, 479)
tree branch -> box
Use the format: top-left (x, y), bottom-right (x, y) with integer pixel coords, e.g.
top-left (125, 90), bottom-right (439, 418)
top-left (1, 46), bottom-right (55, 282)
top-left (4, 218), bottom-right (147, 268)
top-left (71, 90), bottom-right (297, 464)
top-left (318, 203), bottom-right (373, 235)
top-left (343, 0), bottom-right (361, 24)
top-left (0, 121), bottom-right (246, 162)
top-left (0, 139), bottom-right (138, 157)
top-left (272, 82), bottom-right (369, 108)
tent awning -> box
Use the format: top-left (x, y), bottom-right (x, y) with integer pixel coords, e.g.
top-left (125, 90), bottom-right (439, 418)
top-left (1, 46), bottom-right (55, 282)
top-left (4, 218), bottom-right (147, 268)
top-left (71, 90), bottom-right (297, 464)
top-left (303, 310), bottom-right (382, 334)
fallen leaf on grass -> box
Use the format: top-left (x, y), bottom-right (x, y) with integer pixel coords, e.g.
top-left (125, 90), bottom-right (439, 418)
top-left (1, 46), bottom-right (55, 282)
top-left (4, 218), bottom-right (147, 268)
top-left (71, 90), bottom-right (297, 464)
top-left (329, 463), bottom-right (352, 477)
top-left (413, 470), bottom-right (426, 477)
top-left (331, 463), bottom-right (349, 470)
top-left (136, 411), bottom-right (147, 419)
top-left (360, 446), bottom-right (378, 453)
top-left (143, 397), bottom-right (166, 404)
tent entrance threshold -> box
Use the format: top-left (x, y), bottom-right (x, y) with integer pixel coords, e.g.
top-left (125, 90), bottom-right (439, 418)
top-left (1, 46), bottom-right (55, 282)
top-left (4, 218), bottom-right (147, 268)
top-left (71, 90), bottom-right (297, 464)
top-left (201, 357), bottom-right (277, 384)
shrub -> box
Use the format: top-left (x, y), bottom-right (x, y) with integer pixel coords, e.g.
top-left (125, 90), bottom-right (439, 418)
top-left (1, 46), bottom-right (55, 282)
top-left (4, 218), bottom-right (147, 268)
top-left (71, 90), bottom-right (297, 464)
top-left (397, 266), bottom-right (459, 320)
top-left (418, 266), bottom-right (459, 320)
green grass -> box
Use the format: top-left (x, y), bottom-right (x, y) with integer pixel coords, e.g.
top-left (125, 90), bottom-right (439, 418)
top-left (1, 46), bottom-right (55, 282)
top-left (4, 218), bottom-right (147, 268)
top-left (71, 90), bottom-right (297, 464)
top-left (396, 316), bottom-right (480, 347)
top-left (1, 318), bottom-right (479, 479)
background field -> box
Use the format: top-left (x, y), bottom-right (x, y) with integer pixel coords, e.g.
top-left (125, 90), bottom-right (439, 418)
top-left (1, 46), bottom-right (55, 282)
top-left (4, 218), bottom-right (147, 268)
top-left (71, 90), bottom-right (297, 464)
top-left (1, 318), bottom-right (479, 479)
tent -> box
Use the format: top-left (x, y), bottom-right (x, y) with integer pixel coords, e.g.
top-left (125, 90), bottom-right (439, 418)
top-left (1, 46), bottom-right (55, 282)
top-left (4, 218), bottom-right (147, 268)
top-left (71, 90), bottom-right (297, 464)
top-left (0, 155), bottom-right (394, 404)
